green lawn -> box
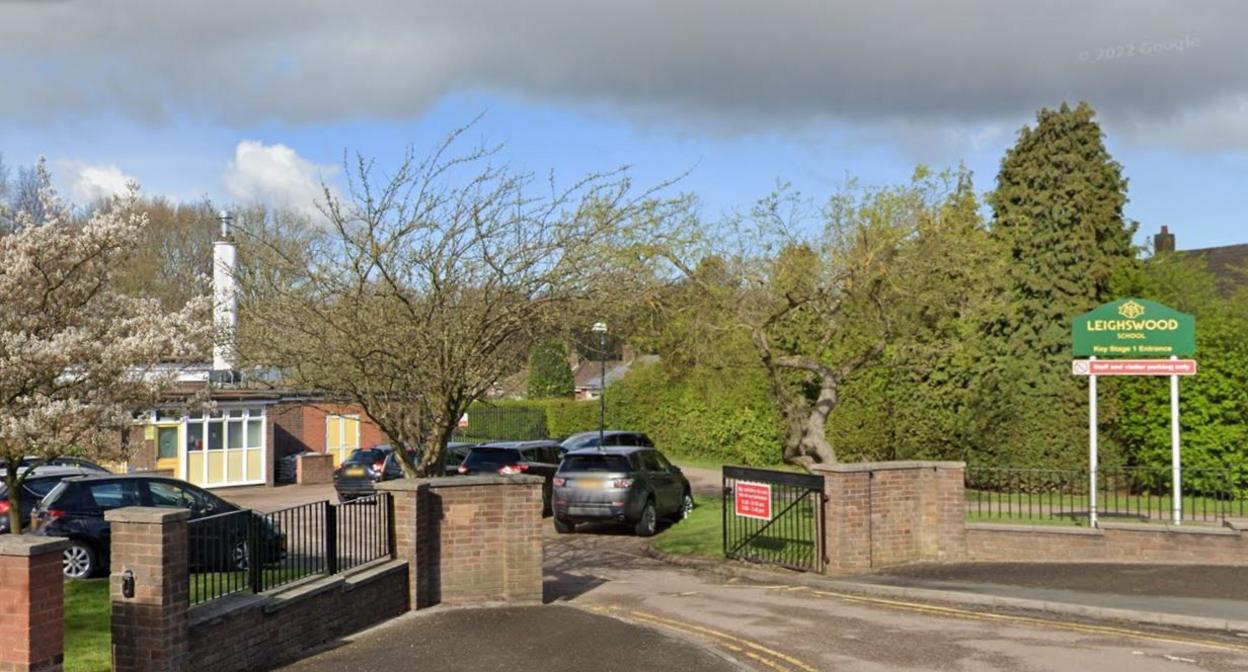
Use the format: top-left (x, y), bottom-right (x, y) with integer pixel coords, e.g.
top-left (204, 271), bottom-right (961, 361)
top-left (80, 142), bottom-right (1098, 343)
top-left (64, 580), bottom-right (110, 672)
top-left (654, 496), bottom-right (723, 558)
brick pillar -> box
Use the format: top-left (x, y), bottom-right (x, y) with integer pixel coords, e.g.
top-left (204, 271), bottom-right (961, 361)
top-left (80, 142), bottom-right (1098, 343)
top-left (0, 536), bottom-right (68, 672)
top-left (378, 474), bottom-right (543, 610)
top-left (812, 461), bottom-right (966, 574)
top-left (106, 507), bottom-right (190, 672)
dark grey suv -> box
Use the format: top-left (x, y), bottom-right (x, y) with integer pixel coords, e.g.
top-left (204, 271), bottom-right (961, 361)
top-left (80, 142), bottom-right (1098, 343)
top-left (552, 447), bottom-right (692, 536)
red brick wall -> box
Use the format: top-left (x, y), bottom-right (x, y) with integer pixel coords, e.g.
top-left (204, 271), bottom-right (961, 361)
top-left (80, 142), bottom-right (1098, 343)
top-left (270, 401), bottom-right (386, 458)
top-left (968, 521), bottom-right (1248, 565)
top-left (106, 508), bottom-right (190, 672)
top-left (0, 537), bottom-right (67, 672)
top-left (381, 476), bottom-right (544, 609)
top-left (186, 563), bottom-right (408, 672)
top-left (815, 461), bottom-right (967, 574)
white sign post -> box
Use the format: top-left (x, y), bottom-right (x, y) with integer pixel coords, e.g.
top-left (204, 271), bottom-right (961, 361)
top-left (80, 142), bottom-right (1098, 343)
top-left (1170, 355), bottom-right (1182, 525)
top-left (1072, 357), bottom-right (1196, 527)
top-left (1088, 356), bottom-right (1098, 528)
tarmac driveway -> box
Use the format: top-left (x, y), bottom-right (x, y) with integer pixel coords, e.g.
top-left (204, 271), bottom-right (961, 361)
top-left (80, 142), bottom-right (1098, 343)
top-left (276, 604), bottom-right (741, 672)
top-left (544, 524), bottom-right (1248, 671)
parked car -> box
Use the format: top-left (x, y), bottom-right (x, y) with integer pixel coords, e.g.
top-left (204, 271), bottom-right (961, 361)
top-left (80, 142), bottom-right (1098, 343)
top-left (0, 466), bottom-right (102, 534)
top-left (560, 431), bottom-right (655, 452)
top-left (552, 446), bottom-right (692, 537)
top-left (0, 455), bottom-right (111, 474)
top-left (333, 445), bottom-right (411, 502)
top-left (457, 441), bottom-right (565, 513)
top-left (442, 442), bottom-right (477, 476)
top-left (34, 474), bottom-right (283, 579)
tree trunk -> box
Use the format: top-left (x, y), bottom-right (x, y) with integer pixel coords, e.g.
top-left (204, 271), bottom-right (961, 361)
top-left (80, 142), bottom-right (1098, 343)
top-left (5, 462), bottom-right (23, 534)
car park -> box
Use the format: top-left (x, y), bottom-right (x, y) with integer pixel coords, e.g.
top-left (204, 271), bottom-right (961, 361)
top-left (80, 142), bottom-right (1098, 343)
top-left (34, 474), bottom-right (283, 579)
top-left (457, 440), bottom-right (564, 513)
top-left (552, 446), bottom-right (692, 537)
top-left (0, 466), bottom-right (103, 534)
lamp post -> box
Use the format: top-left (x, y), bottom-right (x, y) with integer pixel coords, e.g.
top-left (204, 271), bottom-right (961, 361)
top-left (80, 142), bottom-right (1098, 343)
top-left (591, 322), bottom-right (607, 448)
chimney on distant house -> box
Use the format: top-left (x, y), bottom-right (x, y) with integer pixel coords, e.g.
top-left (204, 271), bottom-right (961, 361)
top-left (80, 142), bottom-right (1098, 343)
top-left (1155, 225), bottom-right (1176, 254)
top-left (211, 211), bottom-right (239, 382)
top-left (568, 348), bottom-right (580, 372)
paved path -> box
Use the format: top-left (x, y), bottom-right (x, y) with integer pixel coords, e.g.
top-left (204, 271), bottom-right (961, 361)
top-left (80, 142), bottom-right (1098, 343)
top-left (545, 525), bottom-right (1248, 671)
top-left (848, 563), bottom-right (1248, 624)
top-left (276, 604), bottom-right (741, 672)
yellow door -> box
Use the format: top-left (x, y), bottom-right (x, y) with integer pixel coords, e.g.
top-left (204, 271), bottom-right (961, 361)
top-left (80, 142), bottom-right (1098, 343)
top-left (326, 414), bottom-right (361, 466)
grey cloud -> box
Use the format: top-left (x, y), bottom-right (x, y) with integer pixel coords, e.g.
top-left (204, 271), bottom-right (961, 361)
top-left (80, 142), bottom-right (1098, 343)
top-left (1, 0), bottom-right (1244, 147)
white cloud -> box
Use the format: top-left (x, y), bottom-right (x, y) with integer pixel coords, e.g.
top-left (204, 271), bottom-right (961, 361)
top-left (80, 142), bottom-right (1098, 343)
top-left (222, 140), bottom-right (335, 216)
top-left (58, 161), bottom-right (135, 204)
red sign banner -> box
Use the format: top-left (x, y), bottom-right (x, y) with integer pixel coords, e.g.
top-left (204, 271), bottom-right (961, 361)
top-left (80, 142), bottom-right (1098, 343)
top-left (734, 482), bottom-right (772, 520)
top-left (1071, 359), bottom-right (1197, 377)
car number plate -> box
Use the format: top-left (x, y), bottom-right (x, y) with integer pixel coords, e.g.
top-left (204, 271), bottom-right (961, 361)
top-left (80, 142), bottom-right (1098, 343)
top-left (576, 479), bottom-right (604, 489)
top-left (345, 467), bottom-right (366, 477)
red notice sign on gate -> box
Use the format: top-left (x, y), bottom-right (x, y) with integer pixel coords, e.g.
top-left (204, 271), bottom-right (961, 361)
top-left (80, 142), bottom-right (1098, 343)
top-left (734, 481), bottom-right (772, 520)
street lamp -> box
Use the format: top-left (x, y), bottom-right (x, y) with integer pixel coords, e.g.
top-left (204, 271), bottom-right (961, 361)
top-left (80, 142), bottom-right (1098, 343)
top-left (591, 322), bottom-right (607, 449)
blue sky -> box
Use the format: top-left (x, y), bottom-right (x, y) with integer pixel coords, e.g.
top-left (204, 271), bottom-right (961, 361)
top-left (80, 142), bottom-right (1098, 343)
top-left (2, 1), bottom-right (1245, 251)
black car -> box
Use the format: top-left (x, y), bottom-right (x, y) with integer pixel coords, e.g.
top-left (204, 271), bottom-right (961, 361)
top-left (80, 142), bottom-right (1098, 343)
top-left (34, 474), bottom-right (283, 579)
top-left (442, 442), bottom-right (477, 476)
top-left (333, 445), bottom-right (409, 502)
top-left (0, 466), bottom-right (101, 534)
top-left (560, 431), bottom-right (655, 452)
top-left (457, 441), bottom-right (565, 513)
top-left (552, 446), bottom-right (692, 536)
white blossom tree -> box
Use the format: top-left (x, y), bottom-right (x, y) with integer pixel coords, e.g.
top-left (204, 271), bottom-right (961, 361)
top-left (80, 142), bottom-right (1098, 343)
top-left (0, 162), bottom-right (207, 533)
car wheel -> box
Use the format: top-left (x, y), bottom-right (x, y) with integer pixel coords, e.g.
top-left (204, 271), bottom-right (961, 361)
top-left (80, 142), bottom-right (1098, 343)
top-left (63, 541), bottom-right (96, 579)
top-left (678, 493), bottom-right (695, 521)
top-left (553, 517), bottom-right (575, 534)
top-left (634, 500), bottom-right (657, 537)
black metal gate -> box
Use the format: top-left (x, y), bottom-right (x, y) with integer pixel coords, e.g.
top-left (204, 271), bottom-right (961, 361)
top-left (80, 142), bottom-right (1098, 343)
top-left (722, 466), bottom-right (826, 572)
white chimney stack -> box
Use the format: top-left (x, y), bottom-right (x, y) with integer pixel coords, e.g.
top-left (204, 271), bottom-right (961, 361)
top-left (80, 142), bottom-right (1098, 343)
top-left (212, 210), bottom-right (239, 373)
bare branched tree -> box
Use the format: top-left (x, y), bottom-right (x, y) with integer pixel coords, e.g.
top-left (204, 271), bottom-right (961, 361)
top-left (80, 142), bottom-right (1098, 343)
top-left (239, 124), bottom-right (685, 476)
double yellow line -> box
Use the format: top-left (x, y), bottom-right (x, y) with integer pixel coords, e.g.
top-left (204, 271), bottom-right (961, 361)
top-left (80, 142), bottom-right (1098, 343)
top-left (587, 604), bottom-right (819, 672)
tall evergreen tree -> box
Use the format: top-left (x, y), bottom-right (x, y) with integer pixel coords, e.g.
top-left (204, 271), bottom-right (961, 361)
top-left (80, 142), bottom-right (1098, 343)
top-left (985, 102), bottom-right (1138, 467)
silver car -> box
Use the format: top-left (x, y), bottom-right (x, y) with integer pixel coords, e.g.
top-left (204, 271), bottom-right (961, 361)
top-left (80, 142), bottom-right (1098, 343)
top-left (552, 446), bottom-right (693, 537)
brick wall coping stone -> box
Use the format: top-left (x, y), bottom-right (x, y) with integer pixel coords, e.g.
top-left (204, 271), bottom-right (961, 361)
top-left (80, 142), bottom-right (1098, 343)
top-left (1099, 521), bottom-right (1239, 536)
top-left (1224, 519), bottom-right (1248, 531)
top-left (104, 506), bottom-right (191, 524)
top-left (377, 474), bottom-right (544, 491)
top-left (967, 523), bottom-right (1104, 536)
top-left (0, 534), bottom-right (68, 556)
top-left (811, 460), bottom-right (966, 474)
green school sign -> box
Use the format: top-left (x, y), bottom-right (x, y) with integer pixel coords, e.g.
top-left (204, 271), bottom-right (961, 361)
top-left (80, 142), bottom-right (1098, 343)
top-left (1072, 298), bottom-right (1195, 358)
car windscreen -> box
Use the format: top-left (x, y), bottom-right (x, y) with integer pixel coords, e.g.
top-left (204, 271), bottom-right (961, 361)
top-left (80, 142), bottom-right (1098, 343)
top-left (343, 448), bottom-right (388, 465)
top-left (462, 448), bottom-right (523, 471)
top-left (559, 454), bottom-right (632, 473)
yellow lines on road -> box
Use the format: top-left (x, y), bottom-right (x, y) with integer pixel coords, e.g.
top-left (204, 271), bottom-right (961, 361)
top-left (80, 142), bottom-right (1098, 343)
top-left (584, 603), bottom-right (819, 672)
top-left (807, 588), bottom-right (1248, 655)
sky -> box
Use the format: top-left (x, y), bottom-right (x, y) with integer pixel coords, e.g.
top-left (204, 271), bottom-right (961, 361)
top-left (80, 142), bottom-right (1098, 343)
top-left (1, 0), bottom-right (1245, 250)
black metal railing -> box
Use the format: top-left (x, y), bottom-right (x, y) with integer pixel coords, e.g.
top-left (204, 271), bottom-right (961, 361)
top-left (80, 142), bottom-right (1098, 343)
top-left (722, 466), bottom-right (826, 573)
top-left (966, 466), bottom-right (1248, 525)
top-left (189, 493), bottom-right (394, 606)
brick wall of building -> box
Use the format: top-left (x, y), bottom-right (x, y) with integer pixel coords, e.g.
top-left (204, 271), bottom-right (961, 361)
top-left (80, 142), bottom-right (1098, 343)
top-left (0, 536), bottom-right (67, 672)
top-left (380, 475), bottom-right (544, 609)
top-left (968, 521), bottom-right (1248, 565)
top-left (270, 401), bottom-right (386, 459)
top-left (186, 562), bottom-right (408, 672)
top-left (813, 461), bottom-right (966, 574)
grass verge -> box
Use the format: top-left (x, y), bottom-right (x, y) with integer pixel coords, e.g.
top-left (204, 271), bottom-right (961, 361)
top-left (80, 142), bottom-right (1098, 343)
top-left (653, 496), bottom-right (722, 558)
top-left (64, 579), bottom-right (110, 672)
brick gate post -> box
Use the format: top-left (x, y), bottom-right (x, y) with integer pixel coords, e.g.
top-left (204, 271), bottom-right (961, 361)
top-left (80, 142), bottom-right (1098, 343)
top-left (379, 474), bottom-right (544, 610)
top-left (106, 507), bottom-right (190, 672)
top-left (0, 535), bottom-right (68, 672)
